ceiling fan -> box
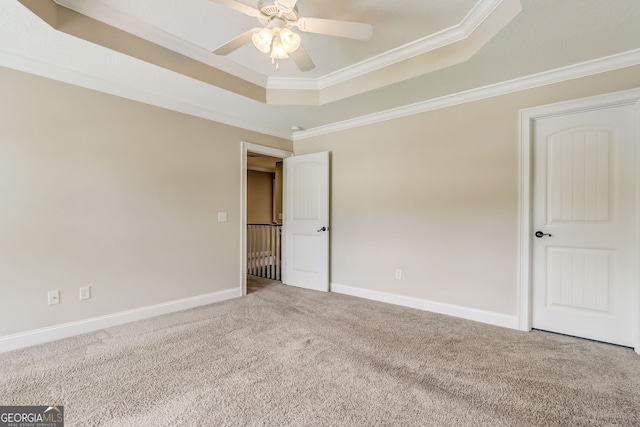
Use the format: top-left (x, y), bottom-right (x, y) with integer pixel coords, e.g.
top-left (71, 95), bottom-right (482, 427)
top-left (210, 0), bottom-right (373, 71)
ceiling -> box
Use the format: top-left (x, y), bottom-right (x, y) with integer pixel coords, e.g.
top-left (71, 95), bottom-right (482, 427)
top-left (59, 0), bottom-right (483, 80)
top-left (2, 0), bottom-right (640, 140)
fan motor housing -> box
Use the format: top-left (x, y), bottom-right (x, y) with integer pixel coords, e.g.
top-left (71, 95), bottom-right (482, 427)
top-left (257, 0), bottom-right (298, 25)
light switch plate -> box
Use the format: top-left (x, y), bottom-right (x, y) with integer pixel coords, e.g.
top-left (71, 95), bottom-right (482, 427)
top-left (217, 212), bottom-right (228, 222)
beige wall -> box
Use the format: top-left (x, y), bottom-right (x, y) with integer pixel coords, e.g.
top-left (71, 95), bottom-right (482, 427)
top-left (2, 62), bottom-right (639, 340)
top-left (295, 65), bottom-right (640, 316)
top-left (0, 66), bottom-right (291, 337)
top-left (247, 170), bottom-right (274, 224)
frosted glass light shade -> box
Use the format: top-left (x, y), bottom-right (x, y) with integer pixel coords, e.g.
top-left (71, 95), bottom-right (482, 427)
top-left (279, 28), bottom-right (301, 53)
top-left (270, 36), bottom-right (289, 59)
top-left (252, 28), bottom-right (273, 53)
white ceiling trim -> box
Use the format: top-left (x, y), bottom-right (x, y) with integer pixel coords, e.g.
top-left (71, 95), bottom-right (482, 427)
top-left (268, 0), bottom-right (504, 91)
top-left (24, 0), bottom-right (519, 107)
top-left (53, 0), bottom-right (269, 87)
top-left (4, 47), bottom-right (638, 144)
top-left (293, 48), bottom-right (640, 141)
top-left (55, 0), bottom-right (504, 93)
top-left (266, 76), bottom-right (319, 91)
top-left (0, 50), bottom-right (292, 140)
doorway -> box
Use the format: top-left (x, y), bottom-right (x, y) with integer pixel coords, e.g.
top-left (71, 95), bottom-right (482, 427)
top-left (518, 89), bottom-right (640, 353)
top-left (247, 154), bottom-right (283, 287)
top-left (241, 142), bottom-right (292, 296)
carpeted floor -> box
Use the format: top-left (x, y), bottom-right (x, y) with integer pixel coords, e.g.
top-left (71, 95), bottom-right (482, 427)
top-left (1, 277), bottom-right (639, 426)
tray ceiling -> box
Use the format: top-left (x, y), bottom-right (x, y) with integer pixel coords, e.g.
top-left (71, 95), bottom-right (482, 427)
top-left (2, 0), bottom-right (640, 139)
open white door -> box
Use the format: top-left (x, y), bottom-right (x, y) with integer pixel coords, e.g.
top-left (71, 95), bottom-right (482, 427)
top-left (282, 152), bottom-right (329, 292)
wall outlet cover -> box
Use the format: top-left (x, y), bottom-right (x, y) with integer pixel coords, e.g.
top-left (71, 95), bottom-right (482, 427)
top-left (48, 290), bottom-right (60, 305)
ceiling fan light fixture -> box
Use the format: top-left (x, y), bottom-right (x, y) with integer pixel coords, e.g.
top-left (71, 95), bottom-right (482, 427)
top-left (213, 0), bottom-right (372, 72)
top-left (279, 28), bottom-right (301, 53)
top-left (252, 28), bottom-right (273, 53)
top-left (270, 36), bottom-right (289, 59)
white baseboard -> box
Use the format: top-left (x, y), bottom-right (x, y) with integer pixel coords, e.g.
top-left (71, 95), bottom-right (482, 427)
top-left (0, 287), bottom-right (241, 353)
top-left (331, 283), bottom-right (518, 330)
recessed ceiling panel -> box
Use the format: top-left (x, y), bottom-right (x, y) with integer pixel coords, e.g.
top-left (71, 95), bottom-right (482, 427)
top-left (69, 0), bottom-right (480, 78)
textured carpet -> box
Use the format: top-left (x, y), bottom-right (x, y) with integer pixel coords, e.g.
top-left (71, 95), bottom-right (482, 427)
top-left (1, 277), bottom-right (639, 426)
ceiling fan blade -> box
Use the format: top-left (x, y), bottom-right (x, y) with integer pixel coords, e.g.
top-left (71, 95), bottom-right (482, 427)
top-left (296, 17), bottom-right (373, 41)
top-left (290, 44), bottom-right (315, 72)
top-left (209, 0), bottom-right (261, 17)
top-left (213, 28), bottom-right (259, 55)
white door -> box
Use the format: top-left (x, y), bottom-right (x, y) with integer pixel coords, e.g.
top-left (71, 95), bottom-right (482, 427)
top-left (282, 152), bottom-right (329, 292)
top-left (532, 104), bottom-right (637, 347)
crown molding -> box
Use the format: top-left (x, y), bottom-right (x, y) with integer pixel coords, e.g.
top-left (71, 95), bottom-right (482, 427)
top-left (53, 0), bottom-right (268, 87)
top-left (5, 46), bottom-right (637, 144)
top-left (267, 0), bottom-right (505, 91)
top-left (313, 0), bottom-right (504, 90)
top-left (0, 50), bottom-right (291, 140)
top-left (22, 0), bottom-right (519, 106)
top-left (293, 48), bottom-right (640, 141)
top-left (55, 0), bottom-right (507, 95)
top-left (266, 77), bottom-right (319, 91)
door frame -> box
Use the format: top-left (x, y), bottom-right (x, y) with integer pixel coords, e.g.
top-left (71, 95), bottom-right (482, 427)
top-left (517, 88), bottom-right (640, 354)
top-left (240, 141), bottom-right (293, 296)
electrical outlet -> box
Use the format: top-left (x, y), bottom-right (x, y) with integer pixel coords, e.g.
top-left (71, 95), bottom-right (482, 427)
top-left (79, 286), bottom-right (91, 301)
top-left (395, 269), bottom-right (402, 280)
top-left (48, 290), bottom-right (60, 305)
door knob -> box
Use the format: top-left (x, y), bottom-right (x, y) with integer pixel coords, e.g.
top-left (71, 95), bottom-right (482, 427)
top-left (535, 231), bottom-right (552, 238)
top-left (317, 226), bottom-right (328, 232)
